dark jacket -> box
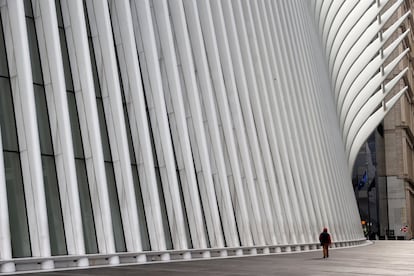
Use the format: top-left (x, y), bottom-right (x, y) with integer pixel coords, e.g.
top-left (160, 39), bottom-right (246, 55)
top-left (319, 231), bottom-right (331, 245)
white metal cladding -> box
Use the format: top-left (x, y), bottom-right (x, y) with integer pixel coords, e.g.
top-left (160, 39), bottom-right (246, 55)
top-left (0, 0), bottom-right (407, 273)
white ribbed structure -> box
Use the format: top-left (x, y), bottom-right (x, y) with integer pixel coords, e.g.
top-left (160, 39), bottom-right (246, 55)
top-left (0, 0), bottom-right (408, 273)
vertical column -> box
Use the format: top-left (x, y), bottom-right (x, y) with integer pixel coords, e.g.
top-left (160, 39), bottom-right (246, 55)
top-left (269, 0), bottom-right (324, 243)
top-left (302, 0), bottom-right (356, 241)
top-left (109, 0), bottom-right (166, 252)
top-left (197, 0), bottom-right (253, 247)
top-left (256, 0), bottom-right (305, 245)
top-left (0, 128), bottom-right (14, 272)
top-left (265, 0), bottom-right (314, 245)
top-left (61, 0), bottom-right (117, 263)
top-left (150, 0), bottom-right (207, 250)
top-left (168, 0), bottom-right (225, 248)
top-left (182, 0), bottom-right (239, 248)
top-left (231, 0), bottom-right (284, 245)
top-left (2, 0), bottom-right (52, 268)
top-left (250, 0), bottom-right (295, 245)
top-left (130, 0), bottom-right (188, 250)
top-left (288, 0), bottom-right (336, 241)
top-left (213, 0), bottom-right (267, 246)
top-left (32, 0), bottom-right (86, 263)
top-left (84, 0), bottom-right (142, 253)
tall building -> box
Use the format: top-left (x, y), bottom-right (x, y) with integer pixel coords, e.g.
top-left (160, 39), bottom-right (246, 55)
top-left (0, 0), bottom-right (408, 273)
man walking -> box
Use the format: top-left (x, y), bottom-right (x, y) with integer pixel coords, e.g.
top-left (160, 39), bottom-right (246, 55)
top-left (319, 227), bottom-right (332, 258)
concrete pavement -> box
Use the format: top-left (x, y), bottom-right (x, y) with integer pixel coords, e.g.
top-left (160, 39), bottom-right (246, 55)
top-left (13, 241), bottom-right (414, 275)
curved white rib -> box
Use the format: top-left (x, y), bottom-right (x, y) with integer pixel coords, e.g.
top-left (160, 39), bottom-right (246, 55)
top-left (348, 89), bottom-right (406, 168)
top-left (318, 0), bottom-right (409, 170)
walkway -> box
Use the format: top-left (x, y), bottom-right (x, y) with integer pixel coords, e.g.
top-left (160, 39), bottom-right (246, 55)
top-left (13, 241), bottom-right (414, 275)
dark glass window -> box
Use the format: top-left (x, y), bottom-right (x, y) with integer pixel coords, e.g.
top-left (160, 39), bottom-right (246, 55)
top-left (3, 152), bottom-right (31, 257)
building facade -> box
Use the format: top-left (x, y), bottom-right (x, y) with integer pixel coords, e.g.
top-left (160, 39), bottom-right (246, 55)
top-left (0, 0), bottom-right (408, 273)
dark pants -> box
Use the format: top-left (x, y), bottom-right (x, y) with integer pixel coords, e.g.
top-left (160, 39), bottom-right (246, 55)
top-left (322, 244), bottom-right (329, 258)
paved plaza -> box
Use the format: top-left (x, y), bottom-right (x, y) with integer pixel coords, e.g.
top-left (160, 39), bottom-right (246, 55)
top-left (13, 241), bottom-right (414, 276)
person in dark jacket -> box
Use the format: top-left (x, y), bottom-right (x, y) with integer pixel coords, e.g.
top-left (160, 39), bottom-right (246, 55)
top-left (319, 227), bottom-right (332, 258)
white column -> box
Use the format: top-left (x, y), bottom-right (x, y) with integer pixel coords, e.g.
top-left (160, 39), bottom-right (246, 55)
top-left (210, 0), bottom-right (268, 246)
top-left (130, 0), bottom-right (188, 250)
top-left (302, 0), bottom-right (353, 240)
top-left (150, 0), bottom-right (207, 249)
top-left (183, 0), bottom-right (240, 247)
top-left (108, 0), bottom-right (166, 251)
top-left (256, 0), bottom-right (305, 244)
top-left (31, 0), bottom-right (87, 261)
top-left (84, 0), bottom-right (142, 253)
top-left (231, 0), bottom-right (282, 245)
top-left (0, 128), bottom-right (15, 272)
top-left (2, 0), bottom-right (53, 268)
top-left (265, 0), bottom-right (314, 245)
top-left (61, 0), bottom-right (117, 262)
top-left (288, 0), bottom-right (336, 239)
top-left (269, 1), bottom-right (325, 243)
top-left (197, 0), bottom-right (253, 246)
top-left (168, 0), bottom-right (225, 248)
